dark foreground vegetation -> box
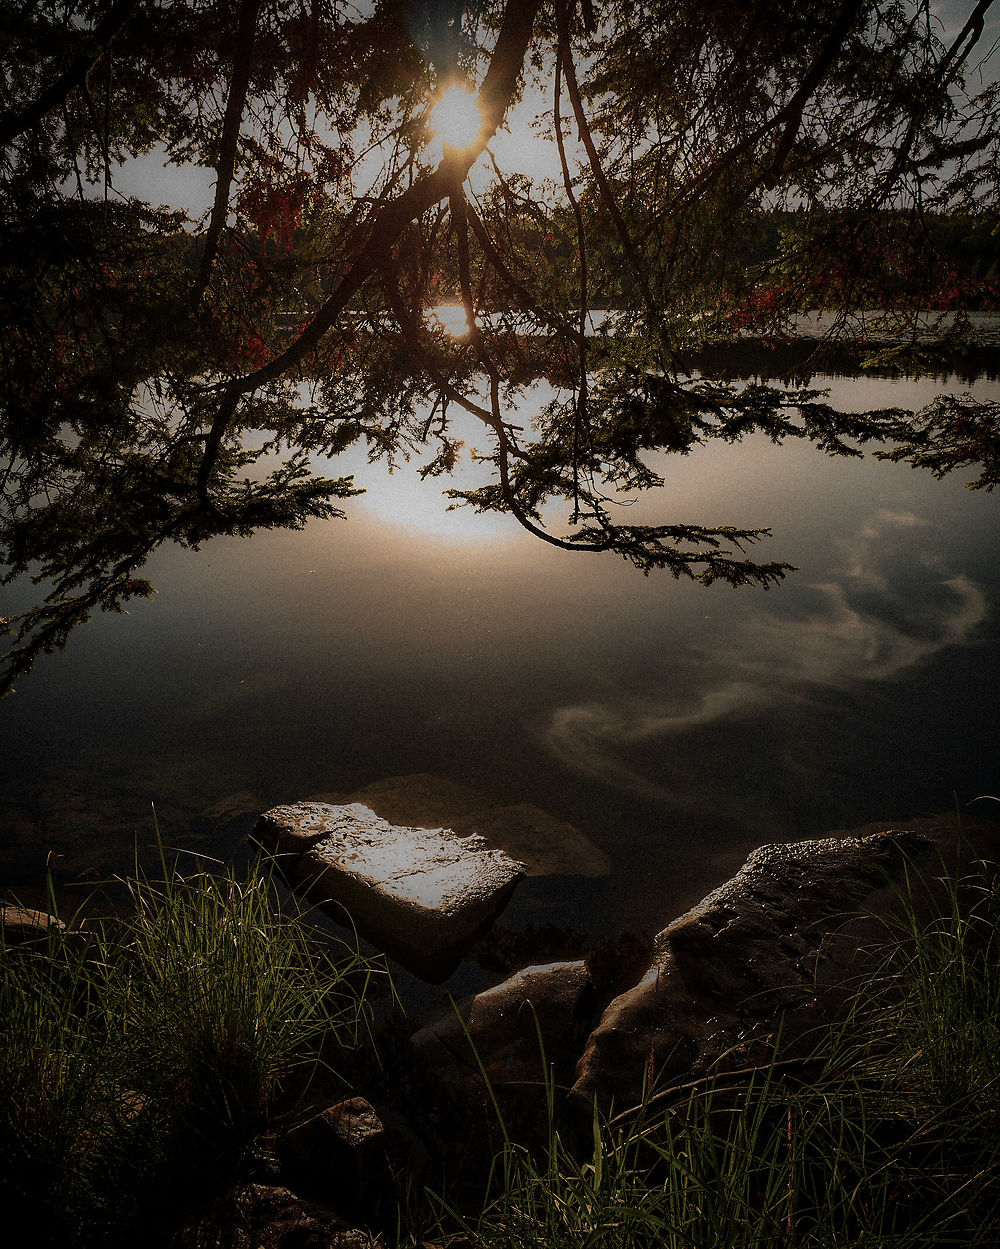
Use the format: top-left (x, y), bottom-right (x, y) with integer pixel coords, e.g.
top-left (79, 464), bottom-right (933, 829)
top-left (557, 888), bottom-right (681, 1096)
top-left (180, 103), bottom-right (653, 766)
top-left (2, 846), bottom-right (1000, 1248)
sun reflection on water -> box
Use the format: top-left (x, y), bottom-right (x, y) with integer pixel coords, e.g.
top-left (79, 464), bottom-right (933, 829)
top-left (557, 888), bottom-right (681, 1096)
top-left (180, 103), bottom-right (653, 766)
top-left (429, 303), bottom-right (472, 337)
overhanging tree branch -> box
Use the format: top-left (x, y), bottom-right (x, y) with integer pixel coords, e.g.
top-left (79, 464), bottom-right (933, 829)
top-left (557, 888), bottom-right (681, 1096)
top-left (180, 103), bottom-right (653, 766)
top-left (191, 0), bottom-right (261, 308)
top-left (555, 0), bottom-right (658, 316)
top-left (0, 0), bottom-right (139, 147)
top-left (764, 0), bottom-right (866, 184)
top-left (869, 0), bottom-right (997, 206)
top-left (554, 36), bottom-right (590, 519)
top-left (194, 0), bottom-right (542, 499)
top-left (3, 0), bottom-right (997, 691)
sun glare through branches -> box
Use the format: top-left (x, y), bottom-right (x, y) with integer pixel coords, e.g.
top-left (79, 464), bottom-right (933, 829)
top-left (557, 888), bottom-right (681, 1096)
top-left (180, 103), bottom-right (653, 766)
top-left (430, 85), bottom-right (483, 149)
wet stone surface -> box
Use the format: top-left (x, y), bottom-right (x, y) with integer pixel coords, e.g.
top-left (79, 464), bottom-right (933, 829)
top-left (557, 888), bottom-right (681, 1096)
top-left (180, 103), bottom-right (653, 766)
top-left (253, 801), bottom-right (525, 981)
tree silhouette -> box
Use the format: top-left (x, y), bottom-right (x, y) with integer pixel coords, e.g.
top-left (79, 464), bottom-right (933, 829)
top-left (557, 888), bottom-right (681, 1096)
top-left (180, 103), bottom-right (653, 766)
top-left (1, 0), bottom-right (997, 692)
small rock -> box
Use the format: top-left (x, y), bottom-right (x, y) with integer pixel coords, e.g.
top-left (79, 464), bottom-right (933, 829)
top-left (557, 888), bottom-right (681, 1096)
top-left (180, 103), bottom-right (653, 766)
top-left (280, 1097), bottom-right (427, 1221)
top-left (253, 802), bottom-right (524, 980)
top-left (0, 905), bottom-right (64, 945)
top-left (174, 1183), bottom-right (382, 1249)
top-left (412, 960), bottom-right (598, 1085)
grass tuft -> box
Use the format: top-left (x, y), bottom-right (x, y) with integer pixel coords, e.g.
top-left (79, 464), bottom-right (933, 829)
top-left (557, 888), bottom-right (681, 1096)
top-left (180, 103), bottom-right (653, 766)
top-left (0, 851), bottom-right (380, 1246)
top-left (6, 844), bottom-right (1000, 1248)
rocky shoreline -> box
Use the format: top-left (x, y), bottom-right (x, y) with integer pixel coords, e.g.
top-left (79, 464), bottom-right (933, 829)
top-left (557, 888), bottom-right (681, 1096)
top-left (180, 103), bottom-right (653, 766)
top-left (252, 801), bottom-right (943, 1109)
top-left (210, 804), bottom-right (964, 1244)
top-left (3, 799), bottom-right (994, 1248)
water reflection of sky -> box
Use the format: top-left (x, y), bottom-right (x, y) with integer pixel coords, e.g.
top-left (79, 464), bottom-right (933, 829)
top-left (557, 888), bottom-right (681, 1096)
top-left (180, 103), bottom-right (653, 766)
top-left (1, 371), bottom-right (998, 936)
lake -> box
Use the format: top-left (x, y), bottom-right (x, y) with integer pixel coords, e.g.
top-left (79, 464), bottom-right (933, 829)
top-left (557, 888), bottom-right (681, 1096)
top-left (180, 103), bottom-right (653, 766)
top-left (2, 356), bottom-right (998, 958)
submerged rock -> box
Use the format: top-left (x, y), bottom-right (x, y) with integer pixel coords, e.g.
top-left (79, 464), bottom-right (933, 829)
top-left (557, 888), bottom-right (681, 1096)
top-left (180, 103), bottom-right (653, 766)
top-left (253, 802), bottom-right (524, 981)
top-left (572, 828), bottom-right (933, 1110)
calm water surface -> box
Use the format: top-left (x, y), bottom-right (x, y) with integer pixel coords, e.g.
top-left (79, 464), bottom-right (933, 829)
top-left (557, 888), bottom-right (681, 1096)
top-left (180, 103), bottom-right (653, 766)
top-left (2, 366), bottom-right (999, 946)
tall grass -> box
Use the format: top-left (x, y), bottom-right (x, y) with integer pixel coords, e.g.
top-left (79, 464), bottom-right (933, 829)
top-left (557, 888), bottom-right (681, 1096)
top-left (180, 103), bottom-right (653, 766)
top-left (6, 846), bottom-right (1000, 1248)
top-left (0, 853), bottom-right (380, 1246)
top-left (443, 855), bottom-right (1000, 1249)
top-left (0, 922), bottom-right (115, 1244)
top-left (857, 857), bottom-right (1000, 1109)
top-left (103, 861), bottom-right (375, 1150)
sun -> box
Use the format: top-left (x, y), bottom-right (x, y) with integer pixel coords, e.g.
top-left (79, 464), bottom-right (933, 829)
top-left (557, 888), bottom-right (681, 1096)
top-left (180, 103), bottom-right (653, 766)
top-left (430, 86), bottom-right (483, 150)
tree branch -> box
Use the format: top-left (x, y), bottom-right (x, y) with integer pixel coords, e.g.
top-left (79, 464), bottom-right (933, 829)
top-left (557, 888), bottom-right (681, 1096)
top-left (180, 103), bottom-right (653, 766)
top-left (555, 0), bottom-right (658, 315)
top-left (191, 0), bottom-right (261, 308)
top-left (0, 0), bottom-right (138, 147)
top-left (764, 0), bottom-right (865, 185)
top-left (869, 0), bottom-right (997, 207)
top-left (223, 0), bottom-right (540, 393)
top-left (194, 0), bottom-right (542, 496)
top-left (465, 203), bottom-right (585, 345)
top-left (554, 38), bottom-right (590, 518)
top-left (672, 0), bottom-right (866, 207)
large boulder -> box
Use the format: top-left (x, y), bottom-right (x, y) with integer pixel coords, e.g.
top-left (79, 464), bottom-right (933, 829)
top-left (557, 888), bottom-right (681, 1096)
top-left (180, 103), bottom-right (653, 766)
top-left (252, 802), bottom-right (524, 981)
top-left (572, 829), bottom-right (933, 1111)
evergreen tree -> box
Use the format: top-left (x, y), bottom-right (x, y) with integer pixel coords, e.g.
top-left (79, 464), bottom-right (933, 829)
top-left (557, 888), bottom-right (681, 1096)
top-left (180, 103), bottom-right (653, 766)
top-left (1, 0), bottom-right (997, 691)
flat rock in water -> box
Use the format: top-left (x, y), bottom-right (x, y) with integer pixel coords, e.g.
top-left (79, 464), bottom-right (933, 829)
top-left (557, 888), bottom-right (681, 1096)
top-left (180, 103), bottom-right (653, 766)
top-left (253, 802), bottom-right (524, 981)
top-left (312, 773), bottom-right (611, 878)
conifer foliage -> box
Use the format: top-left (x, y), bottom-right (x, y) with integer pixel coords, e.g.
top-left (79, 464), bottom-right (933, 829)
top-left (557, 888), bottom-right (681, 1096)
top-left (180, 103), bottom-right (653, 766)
top-left (1, 0), bottom-right (997, 690)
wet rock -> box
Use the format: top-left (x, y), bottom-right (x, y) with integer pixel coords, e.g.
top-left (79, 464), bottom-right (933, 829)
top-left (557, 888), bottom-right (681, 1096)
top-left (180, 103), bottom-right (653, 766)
top-left (472, 921), bottom-right (592, 975)
top-left (174, 1183), bottom-right (382, 1249)
top-left (279, 1097), bottom-right (427, 1222)
top-left (338, 774), bottom-right (611, 878)
top-left (0, 905), bottom-right (63, 945)
top-left (252, 802), bottom-right (524, 980)
top-left (584, 930), bottom-right (657, 1003)
top-left (412, 960), bottom-right (598, 1086)
top-left (572, 829), bottom-right (933, 1111)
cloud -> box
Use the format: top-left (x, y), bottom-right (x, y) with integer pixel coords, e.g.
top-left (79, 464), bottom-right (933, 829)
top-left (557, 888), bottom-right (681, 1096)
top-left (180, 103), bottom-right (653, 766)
top-left (743, 573), bottom-right (986, 685)
top-left (541, 510), bottom-right (988, 806)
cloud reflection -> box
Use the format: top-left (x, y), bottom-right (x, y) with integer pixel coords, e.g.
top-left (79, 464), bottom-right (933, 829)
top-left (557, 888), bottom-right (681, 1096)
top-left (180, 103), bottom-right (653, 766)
top-left (543, 510), bottom-right (988, 806)
top-left (545, 683), bottom-right (763, 809)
